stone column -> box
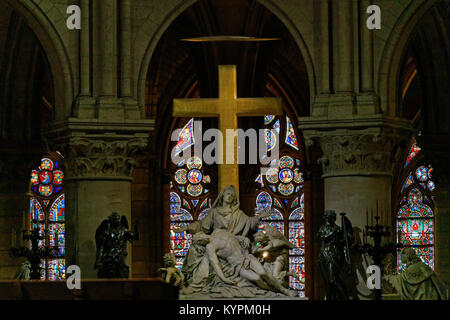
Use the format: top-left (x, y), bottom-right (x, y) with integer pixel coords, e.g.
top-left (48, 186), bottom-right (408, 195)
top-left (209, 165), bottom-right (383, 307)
top-left (79, 0), bottom-right (91, 97)
top-left (97, 0), bottom-right (116, 98)
top-left (318, 0), bottom-right (330, 95)
top-left (75, 0), bottom-right (96, 119)
top-left (50, 121), bottom-right (153, 279)
top-left (300, 116), bottom-right (412, 299)
top-left (119, 0), bottom-right (132, 99)
top-left (334, 0), bottom-right (354, 93)
top-left (356, 0), bottom-right (379, 116)
top-left (360, 0), bottom-right (374, 93)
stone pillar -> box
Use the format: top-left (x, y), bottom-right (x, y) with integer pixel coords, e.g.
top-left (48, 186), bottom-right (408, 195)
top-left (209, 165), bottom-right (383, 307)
top-left (318, 0), bottom-right (330, 95)
top-left (50, 121), bottom-right (153, 279)
top-left (360, 0), bottom-right (374, 93)
top-left (300, 116), bottom-right (412, 299)
top-left (119, 0), bottom-right (132, 99)
top-left (334, 0), bottom-right (354, 93)
top-left (79, 0), bottom-right (91, 97)
top-left (97, 0), bottom-right (116, 98)
top-left (356, 0), bottom-right (379, 116)
top-left (75, 0), bottom-right (96, 119)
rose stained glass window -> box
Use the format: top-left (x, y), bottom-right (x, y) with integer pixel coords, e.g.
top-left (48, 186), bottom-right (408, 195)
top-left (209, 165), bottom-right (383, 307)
top-left (29, 155), bottom-right (66, 280)
top-left (169, 118), bottom-right (214, 269)
top-left (396, 139), bottom-right (435, 271)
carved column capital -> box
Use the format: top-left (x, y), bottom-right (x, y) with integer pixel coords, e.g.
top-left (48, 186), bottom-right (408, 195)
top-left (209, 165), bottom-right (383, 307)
top-left (47, 119), bottom-right (154, 181)
top-left (60, 136), bottom-right (148, 180)
top-left (299, 115), bottom-right (414, 178)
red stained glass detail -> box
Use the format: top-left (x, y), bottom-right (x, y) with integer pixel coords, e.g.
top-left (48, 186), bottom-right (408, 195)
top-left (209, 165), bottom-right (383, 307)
top-left (404, 141), bottom-right (421, 167)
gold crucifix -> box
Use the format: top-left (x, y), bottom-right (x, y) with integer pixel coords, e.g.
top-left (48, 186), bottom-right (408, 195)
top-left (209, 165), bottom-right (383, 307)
top-left (173, 65), bottom-right (283, 193)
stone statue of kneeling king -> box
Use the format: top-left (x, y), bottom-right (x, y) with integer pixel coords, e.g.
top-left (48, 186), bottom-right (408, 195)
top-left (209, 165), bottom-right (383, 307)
top-left (384, 247), bottom-right (449, 300)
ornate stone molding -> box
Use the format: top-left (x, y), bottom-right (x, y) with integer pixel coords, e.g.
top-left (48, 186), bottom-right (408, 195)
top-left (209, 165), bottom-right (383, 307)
top-left (299, 115), bottom-right (414, 178)
top-left (315, 131), bottom-right (398, 177)
top-left (60, 136), bottom-right (148, 180)
top-left (47, 118), bottom-right (154, 181)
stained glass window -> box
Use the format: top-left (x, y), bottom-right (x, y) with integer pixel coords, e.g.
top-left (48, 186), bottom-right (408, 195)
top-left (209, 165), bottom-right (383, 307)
top-left (255, 115), bottom-right (305, 297)
top-left (404, 140), bottom-right (421, 168)
top-left (396, 139), bottom-right (435, 271)
top-left (29, 154), bottom-right (66, 280)
top-left (169, 118), bottom-right (214, 269)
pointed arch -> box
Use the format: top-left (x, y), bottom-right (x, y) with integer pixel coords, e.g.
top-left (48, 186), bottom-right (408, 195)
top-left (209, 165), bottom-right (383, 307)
top-left (5, 0), bottom-right (75, 120)
top-left (137, 0), bottom-right (316, 112)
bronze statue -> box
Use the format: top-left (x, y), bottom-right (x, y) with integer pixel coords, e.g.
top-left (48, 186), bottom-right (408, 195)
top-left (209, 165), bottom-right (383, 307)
top-left (94, 212), bottom-right (139, 278)
top-left (318, 210), bottom-right (353, 300)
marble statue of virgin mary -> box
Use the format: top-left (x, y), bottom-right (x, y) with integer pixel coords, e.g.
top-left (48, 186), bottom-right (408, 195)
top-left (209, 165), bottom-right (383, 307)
top-left (177, 185), bottom-right (266, 296)
top-left (179, 185), bottom-right (260, 237)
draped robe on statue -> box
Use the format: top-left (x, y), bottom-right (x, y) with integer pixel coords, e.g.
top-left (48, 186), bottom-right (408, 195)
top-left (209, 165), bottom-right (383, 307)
top-left (386, 248), bottom-right (449, 300)
top-left (181, 186), bottom-right (276, 297)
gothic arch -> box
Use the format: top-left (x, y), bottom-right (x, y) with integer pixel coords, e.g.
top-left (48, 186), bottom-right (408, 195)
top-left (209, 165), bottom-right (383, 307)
top-left (257, 0), bottom-right (316, 102)
top-left (5, 0), bottom-right (75, 121)
top-left (135, 0), bottom-right (315, 280)
top-left (377, 0), bottom-right (436, 117)
top-left (136, 0), bottom-right (316, 111)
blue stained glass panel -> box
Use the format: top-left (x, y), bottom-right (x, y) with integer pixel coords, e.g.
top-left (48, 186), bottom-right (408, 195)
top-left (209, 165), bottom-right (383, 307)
top-left (264, 115), bottom-right (275, 125)
top-left (47, 259), bottom-right (66, 280)
top-left (289, 221), bottom-right (305, 255)
top-left (49, 194), bottom-right (65, 222)
top-left (256, 191), bottom-right (272, 212)
top-left (289, 256), bottom-right (305, 291)
top-left (285, 117), bottom-right (299, 150)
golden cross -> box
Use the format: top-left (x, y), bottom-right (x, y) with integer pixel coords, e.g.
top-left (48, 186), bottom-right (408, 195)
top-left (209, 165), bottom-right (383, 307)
top-left (173, 65), bottom-right (283, 193)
